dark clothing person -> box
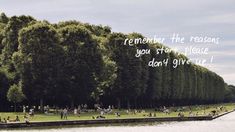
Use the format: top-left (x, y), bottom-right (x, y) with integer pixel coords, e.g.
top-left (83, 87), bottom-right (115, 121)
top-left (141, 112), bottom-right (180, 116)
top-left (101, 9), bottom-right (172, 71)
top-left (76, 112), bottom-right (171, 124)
top-left (15, 116), bottom-right (20, 122)
top-left (24, 115), bottom-right (30, 124)
top-left (60, 110), bottom-right (63, 119)
top-left (3, 118), bottom-right (7, 123)
top-left (7, 116), bottom-right (10, 123)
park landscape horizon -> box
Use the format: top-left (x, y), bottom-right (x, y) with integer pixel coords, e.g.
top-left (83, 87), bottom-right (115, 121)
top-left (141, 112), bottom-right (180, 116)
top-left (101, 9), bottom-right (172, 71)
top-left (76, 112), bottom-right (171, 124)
top-left (0, 12), bottom-right (234, 110)
top-left (0, 0), bottom-right (235, 131)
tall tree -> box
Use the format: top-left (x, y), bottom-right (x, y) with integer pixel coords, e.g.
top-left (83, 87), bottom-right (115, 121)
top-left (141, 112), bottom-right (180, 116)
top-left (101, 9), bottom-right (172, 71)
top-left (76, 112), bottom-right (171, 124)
top-left (0, 12), bottom-right (9, 24)
top-left (7, 83), bottom-right (25, 112)
top-left (106, 33), bottom-right (143, 108)
top-left (0, 71), bottom-right (10, 110)
top-left (13, 22), bottom-right (62, 110)
top-left (58, 24), bottom-right (114, 106)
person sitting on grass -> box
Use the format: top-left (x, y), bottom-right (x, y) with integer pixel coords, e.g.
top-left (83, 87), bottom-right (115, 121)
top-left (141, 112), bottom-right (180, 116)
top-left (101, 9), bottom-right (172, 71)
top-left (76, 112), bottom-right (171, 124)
top-left (164, 109), bottom-right (170, 115)
top-left (141, 110), bottom-right (145, 113)
top-left (106, 105), bottom-right (112, 113)
top-left (15, 116), bottom-right (20, 122)
top-left (115, 112), bottom-right (121, 117)
top-left (178, 112), bottom-right (184, 118)
top-left (134, 109), bottom-right (137, 115)
top-left (24, 114), bottom-right (30, 124)
top-left (189, 111), bottom-right (193, 117)
top-left (92, 115), bottom-right (106, 119)
top-left (153, 113), bottom-right (157, 117)
top-left (3, 118), bottom-right (7, 123)
top-left (100, 110), bottom-right (104, 116)
top-left (7, 116), bottom-right (10, 123)
top-left (96, 115), bottom-right (106, 119)
top-left (6, 116), bottom-right (16, 123)
top-left (211, 110), bottom-right (217, 116)
top-left (29, 108), bottom-right (34, 117)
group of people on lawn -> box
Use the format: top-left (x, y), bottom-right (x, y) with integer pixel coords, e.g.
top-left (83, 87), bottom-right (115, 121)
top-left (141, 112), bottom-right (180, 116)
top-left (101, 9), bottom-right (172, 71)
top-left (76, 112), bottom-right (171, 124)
top-left (60, 108), bottom-right (68, 119)
top-left (0, 105), bottom-right (229, 124)
top-left (0, 115), bottom-right (29, 124)
top-left (0, 116), bottom-right (20, 123)
top-left (60, 104), bottom-right (88, 119)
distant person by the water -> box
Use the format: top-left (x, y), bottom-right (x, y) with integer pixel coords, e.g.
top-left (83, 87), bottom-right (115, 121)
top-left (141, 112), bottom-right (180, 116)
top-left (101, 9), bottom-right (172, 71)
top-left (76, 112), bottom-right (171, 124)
top-left (134, 109), bottom-right (137, 115)
top-left (78, 105), bottom-right (81, 111)
top-left (60, 109), bottom-right (63, 119)
top-left (74, 108), bottom-right (78, 115)
top-left (7, 116), bottom-right (10, 123)
top-left (84, 104), bottom-right (88, 109)
top-left (23, 106), bottom-right (26, 113)
top-left (63, 108), bottom-right (68, 120)
top-left (189, 111), bottom-right (193, 117)
top-left (15, 116), bottom-right (20, 122)
top-left (24, 115), bottom-right (30, 124)
top-left (211, 110), bottom-right (217, 116)
top-left (96, 115), bottom-right (105, 119)
top-left (100, 110), bottom-right (104, 115)
top-left (178, 112), bottom-right (184, 117)
top-left (115, 112), bottom-right (121, 117)
top-left (3, 118), bottom-right (7, 123)
top-left (29, 108), bottom-right (34, 117)
top-left (153, 113), bottom-right (157, 117)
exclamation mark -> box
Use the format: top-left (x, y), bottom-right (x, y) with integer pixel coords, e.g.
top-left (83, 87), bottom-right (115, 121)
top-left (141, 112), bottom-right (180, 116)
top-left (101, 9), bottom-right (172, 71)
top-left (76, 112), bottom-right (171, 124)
top-left (208, 56), bottom-right (214, 68)
top-left (210, 56), bottom-right (214, 63)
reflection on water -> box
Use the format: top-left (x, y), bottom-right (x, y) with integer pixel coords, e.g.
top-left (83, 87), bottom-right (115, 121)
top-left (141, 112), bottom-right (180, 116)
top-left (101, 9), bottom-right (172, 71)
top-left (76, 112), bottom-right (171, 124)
top-left (2, 112), bottom-right (235, 132)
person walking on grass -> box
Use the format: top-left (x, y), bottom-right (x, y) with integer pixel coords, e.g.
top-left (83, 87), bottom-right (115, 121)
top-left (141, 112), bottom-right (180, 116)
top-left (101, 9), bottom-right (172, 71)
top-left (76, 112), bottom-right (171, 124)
top-left (74, 108), bottom-right (78, 115)
top-left (63, 108), bottom-right (68, 120)
top-left (23, 106), bottom-right (26, 114)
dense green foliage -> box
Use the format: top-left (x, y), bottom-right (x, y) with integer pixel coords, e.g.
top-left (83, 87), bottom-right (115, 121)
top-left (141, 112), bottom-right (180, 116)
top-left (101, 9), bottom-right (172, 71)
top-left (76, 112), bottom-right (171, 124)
top-left (7, 83), bottom-right (25, 111)
top-left (224, 84), bottom-right (235, 102)
top-left (0, 12), bottom-right (228, 111)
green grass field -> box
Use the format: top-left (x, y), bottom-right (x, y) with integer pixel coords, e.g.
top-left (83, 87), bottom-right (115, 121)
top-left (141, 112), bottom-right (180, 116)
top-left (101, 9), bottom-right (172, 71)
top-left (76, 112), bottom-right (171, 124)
top-left (0, 103), bottom-right (234, 123)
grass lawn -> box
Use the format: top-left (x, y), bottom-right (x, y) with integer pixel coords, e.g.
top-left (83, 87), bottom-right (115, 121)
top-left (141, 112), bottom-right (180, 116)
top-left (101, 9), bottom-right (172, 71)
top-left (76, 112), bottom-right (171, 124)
top-left (0, 103), bottom-right (234, 123)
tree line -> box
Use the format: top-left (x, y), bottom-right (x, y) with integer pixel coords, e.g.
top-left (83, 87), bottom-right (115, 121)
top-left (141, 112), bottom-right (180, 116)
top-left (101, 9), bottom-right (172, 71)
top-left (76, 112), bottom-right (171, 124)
top-left (0, 12), bottom-right (228, 111)
top-left (224, 84), bottom-right (235, 102)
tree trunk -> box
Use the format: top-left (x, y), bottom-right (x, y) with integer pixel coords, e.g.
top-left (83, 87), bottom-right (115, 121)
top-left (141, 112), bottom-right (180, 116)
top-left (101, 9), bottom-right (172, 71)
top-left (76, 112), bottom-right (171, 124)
top-left (117, 98), bottom-right (121, 110)
top-left (134, 98), bottom-right (137, 109)
top-left (127, 99), bottom-right (130, 109)
top-left (40, 98), bottom-right (44, 112)
top-left (71, 100), bottom-right (74, 109)
top-left (14, 102), bottom-right (16, 112)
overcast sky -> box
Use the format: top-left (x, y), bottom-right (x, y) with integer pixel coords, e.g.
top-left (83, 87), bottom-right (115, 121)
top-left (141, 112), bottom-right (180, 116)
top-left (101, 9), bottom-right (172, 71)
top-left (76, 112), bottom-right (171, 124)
top-left (1, 0), bottom-right (235, 85)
